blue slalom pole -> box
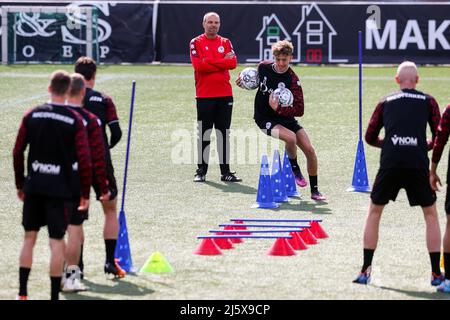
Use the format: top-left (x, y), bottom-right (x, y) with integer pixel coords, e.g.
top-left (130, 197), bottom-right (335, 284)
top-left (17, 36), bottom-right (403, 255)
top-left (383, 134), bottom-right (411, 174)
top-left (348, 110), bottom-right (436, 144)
top-left (115, 80), bottom-right (137, 273)
top-left (230, 218), bottom-right (322, 223)
top-left (197, 235), bottom-right (292, 239)
top-left (219, 224), bottom-right (310, 228)
top-left (358, 30), bottom-right (363, 142)
top-left (209, 229), bottom-right (304, 233)
top-left (121, 80), bottom-right (136, 213)
top-left (347, 31), bottom-right (371, 193)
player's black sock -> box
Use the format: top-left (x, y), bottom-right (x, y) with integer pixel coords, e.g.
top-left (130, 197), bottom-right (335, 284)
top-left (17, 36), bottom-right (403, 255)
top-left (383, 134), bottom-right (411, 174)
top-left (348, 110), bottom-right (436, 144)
top-left (105, 239), bottom-right (117, 264)
top-left (78, 244), bottom-right (84, 272)
top-left (362, 248), bottom-right (375, 273)
top-left (444, 252), bottom-right (450, 280)
top-left (19, 267), bottom-right (30, 296)
top-left (220, 164), bottom-right (230, 175)
top-left (288, 157), bottom-right (299, 173)
top-left (50, 276), bottom-right (61, 300)
top-left (429, 252), bottom-right (441, 275)
top-left (310, 175), bottom-right (318, 193)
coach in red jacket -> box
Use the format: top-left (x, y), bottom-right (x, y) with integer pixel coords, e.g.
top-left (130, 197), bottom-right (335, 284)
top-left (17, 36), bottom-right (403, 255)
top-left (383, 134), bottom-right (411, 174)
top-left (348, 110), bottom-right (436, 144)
top-left (189, 12), bottom-right (241, 183)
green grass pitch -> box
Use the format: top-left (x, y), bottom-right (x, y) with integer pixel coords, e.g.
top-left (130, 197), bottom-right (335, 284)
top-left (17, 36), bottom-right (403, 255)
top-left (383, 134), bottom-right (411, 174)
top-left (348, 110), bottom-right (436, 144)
top-left (0, 64), bottom-right (450, 300)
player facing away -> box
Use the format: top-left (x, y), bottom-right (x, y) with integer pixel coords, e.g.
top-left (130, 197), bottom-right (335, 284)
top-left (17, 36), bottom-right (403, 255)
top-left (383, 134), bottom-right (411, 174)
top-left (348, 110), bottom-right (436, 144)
top-left (13, 70), bottom-right (92, 300)
top-left (236, 40), bottom-right (326, 200)
top-left (353, 61), bottom-right (443, 286)
top-left (429, 102), bottom-right (450, 293)
top-left (74, 57), bottom-right (125, 278)
top-left (62, 73), bottom-right (111, 292)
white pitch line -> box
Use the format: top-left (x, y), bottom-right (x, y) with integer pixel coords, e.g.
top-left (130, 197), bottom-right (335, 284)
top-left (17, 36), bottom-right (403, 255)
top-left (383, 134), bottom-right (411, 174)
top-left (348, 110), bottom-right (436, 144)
top-left (2, 73), bottom-right (450, 110)
top-left (0, 74), bottom-right (122, 110)
top-left (2, 72), bottom-right (450, 81)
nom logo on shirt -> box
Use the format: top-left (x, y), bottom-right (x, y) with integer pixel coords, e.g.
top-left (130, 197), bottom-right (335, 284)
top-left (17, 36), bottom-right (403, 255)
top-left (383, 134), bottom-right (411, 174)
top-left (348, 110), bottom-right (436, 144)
top-left (32, 161), bottom-right (61, 175)
top-left (391, 134), bottom-right (418, 146)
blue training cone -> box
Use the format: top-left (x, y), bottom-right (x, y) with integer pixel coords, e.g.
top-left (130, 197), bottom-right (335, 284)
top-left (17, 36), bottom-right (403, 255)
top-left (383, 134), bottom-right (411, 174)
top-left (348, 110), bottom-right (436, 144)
top-left (282, 150), bottom-right (301, 198)
top-left (346, 140), bottom-right (371, 192)
top-left (114, 210), bottom-right (137, 273)
top-left (271, 150), bottom-right (289, 203)
top-left (252, 155), bottom-right (279, 209)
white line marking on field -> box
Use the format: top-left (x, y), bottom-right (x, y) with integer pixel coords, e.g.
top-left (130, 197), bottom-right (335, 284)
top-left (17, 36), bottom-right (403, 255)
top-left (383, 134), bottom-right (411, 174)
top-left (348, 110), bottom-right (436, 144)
top-left (1, 72), bottom-right (449, 110)
top-left (0, 74), bottom-right (128, 110)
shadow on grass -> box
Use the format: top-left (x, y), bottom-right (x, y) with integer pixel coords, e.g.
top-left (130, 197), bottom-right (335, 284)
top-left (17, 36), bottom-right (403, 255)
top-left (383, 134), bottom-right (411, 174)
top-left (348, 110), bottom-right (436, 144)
top-left (374, 285), bottom-right (450, 300)
top-left (271, 200), bottom-right (333, 215)
top-left (62, 278), bottom-right (155, 300)
top-left (202, 181), bottom-right (332, 214)
top-left (204, 181), bottom-right (257, 195)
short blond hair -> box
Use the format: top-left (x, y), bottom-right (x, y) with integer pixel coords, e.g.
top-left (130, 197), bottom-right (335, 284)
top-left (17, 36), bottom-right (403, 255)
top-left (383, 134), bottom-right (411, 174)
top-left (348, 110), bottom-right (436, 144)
top-left (272, 40), bottom-right (294, 56)
top-left (397, 61), bottom-right (417, 76)
top-left (396, 61), bottom-right (418, 83)
top-left (68, 73), bottom-right (85, 97)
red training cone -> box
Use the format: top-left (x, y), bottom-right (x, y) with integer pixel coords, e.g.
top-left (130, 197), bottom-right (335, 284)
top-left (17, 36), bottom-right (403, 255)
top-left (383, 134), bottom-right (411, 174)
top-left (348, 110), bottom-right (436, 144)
top-left (300, 228), bottom-right (318, 245)
top-left (310, 221), bottom-right (329, 239)
top-left (287, 232), bottom-right (302, 250)
top-left (193, 238), bottom-right (223, 255)
top-left (293, 232), bottom-right (308, 250)
top-left (232, 221), bottom-right (251, 235)
top-left (214, 233), bottom-right (234, 249)
top-left (267, 238), bottom-right (296, 256)
top-left (224, 226), bottom-right (244, 244)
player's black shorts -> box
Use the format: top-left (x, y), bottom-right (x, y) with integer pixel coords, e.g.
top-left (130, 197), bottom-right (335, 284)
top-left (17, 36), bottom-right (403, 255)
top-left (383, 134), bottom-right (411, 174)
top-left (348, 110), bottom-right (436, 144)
top-left (371, 168), bottom-right (436, 207)
top-left (93, 162), bottom-right (118, 201)
top-left (255, 117), bottom-right (303, 136)
top-left (22, 194), bottom-right (71, 239)
top-left (69, 198), bottom-right (89, 226)
top-left (445, 186), bottom-right (450, 215)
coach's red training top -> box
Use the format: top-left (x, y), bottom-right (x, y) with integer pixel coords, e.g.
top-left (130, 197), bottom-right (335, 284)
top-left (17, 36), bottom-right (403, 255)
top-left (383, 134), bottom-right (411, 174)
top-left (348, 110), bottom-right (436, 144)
top-left (190, 34), bottom-right (237, 98)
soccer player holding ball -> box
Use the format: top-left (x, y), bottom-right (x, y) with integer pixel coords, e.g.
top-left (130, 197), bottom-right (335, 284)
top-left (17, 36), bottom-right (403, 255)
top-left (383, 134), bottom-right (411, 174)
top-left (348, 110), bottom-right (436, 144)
top-left (236, 40), bottom-right (326, 200)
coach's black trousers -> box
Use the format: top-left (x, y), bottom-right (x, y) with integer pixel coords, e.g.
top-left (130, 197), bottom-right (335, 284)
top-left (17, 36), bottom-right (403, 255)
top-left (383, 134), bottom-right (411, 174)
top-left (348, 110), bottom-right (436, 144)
top-left (196, 96), bottom-right (233, 175)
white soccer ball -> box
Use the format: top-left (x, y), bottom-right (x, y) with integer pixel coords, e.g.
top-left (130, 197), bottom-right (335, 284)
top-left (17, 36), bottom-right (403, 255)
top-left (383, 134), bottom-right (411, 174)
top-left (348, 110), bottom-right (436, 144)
top-left (273, 87), bottom-right (294, 107)
top-left (239, 67), bottom-right (259, 90)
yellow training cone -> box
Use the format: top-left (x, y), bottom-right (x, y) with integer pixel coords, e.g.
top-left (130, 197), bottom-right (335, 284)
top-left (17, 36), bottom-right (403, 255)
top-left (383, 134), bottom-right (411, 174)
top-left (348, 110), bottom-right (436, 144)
top-left (140, 252), bottom-right (174, 273)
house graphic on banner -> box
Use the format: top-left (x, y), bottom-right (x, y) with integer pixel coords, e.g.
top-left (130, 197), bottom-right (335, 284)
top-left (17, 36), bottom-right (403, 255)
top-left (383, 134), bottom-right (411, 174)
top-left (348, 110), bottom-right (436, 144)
top-left (246, 3), bottom-right (347, 64)
top-left (246, 14), bottom-right (291, 62)
top-left (293, 3), bottom-right (347, 63)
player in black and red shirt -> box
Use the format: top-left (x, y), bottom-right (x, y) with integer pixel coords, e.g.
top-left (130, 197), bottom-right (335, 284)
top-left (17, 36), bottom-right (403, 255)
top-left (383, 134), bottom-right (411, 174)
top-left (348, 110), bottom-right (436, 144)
top-left (13, 70), bottom-right (92, 300)
top-left (62, 73), bottom-right (111, 292)
top-left (190, 12), bottom-right (241, 182)
top-left (354, 61), bottom-right (443, 287)
top-left (74, 57), bottom-right (125, 278)
top-left (430, 104), bottom-right (450, 293)
top-left (236, 40), bottom-right (325, 200)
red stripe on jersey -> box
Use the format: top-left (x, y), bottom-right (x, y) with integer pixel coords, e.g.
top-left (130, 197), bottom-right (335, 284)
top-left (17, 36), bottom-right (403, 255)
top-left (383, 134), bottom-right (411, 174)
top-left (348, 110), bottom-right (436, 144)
top-left (432, 104), bottom-right (450, 164)
top-left (13, 110), bottom-right (32, 190)
top-left (70, 110), bottom-right (92, 199)
top-left (276, 68), bottom-right (304, 117)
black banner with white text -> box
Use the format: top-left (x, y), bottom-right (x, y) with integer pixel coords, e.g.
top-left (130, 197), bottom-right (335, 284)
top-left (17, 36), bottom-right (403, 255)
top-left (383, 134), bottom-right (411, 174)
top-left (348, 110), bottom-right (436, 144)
top-left (157, 2), bottom-right (450, 64)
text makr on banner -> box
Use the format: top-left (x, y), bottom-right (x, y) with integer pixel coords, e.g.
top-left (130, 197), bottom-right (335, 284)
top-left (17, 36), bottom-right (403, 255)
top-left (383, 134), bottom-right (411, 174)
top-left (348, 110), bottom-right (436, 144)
top-left (0, 2), bottom-right (154, 63)
top-left (157, 2), bottom-right (450, 64)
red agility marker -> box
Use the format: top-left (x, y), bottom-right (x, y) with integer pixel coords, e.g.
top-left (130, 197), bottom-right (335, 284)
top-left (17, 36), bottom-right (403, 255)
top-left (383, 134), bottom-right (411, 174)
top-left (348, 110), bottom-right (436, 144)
top-left (193, 238), bottom-right (223, 255)
top-left (300, 228), bottom-right (318, 245)
top-left (267, 238), bottom-right (296, 256)
top-left (224, 226), bottom-right (244, 244)
top-left (310, 221), bottom-right (329, 239)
